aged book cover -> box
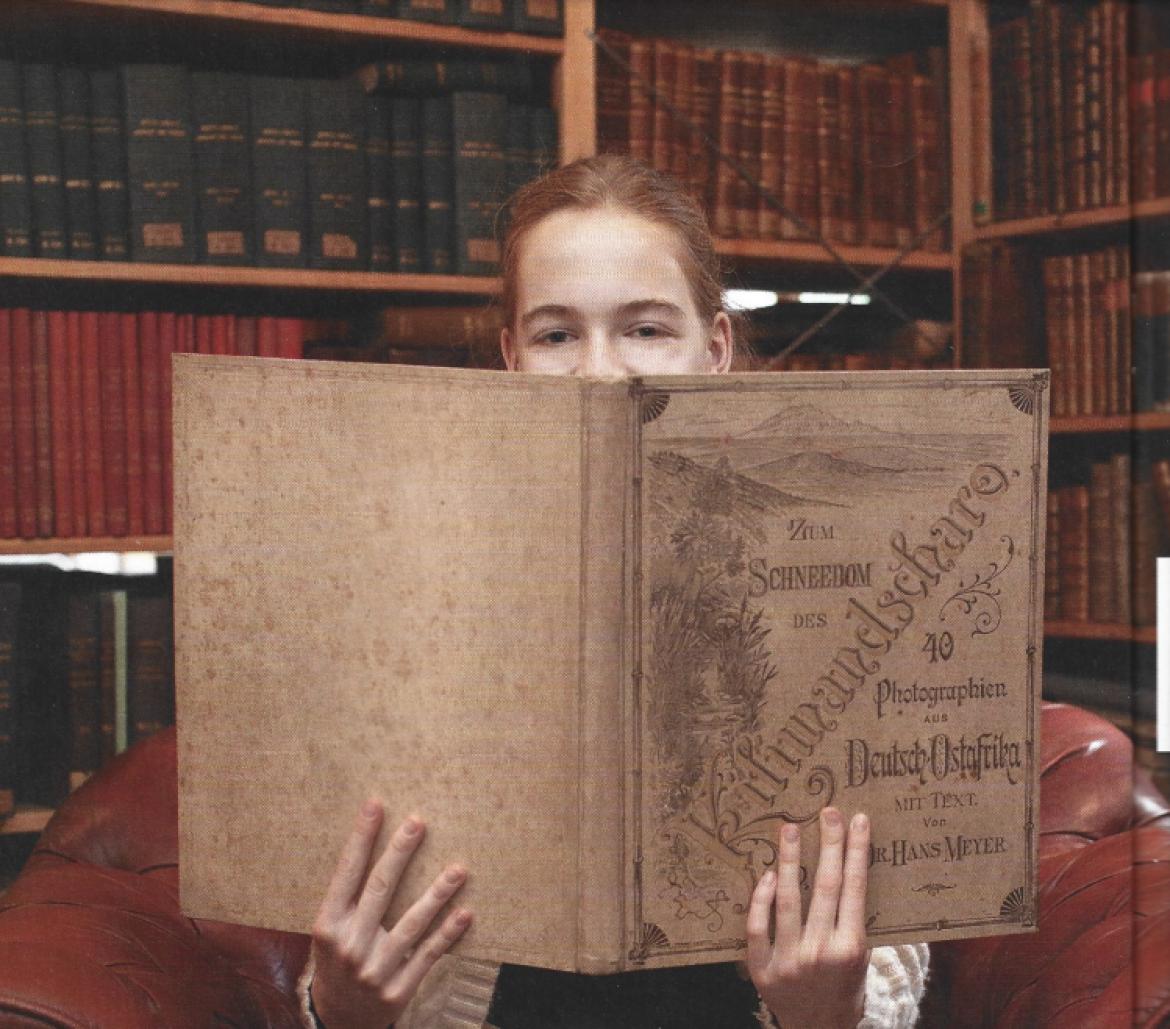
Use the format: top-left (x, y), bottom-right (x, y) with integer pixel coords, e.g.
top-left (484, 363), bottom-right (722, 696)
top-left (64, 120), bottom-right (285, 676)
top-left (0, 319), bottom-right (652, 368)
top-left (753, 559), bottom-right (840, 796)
top-left (176, 357), bottom-right (1049, 972)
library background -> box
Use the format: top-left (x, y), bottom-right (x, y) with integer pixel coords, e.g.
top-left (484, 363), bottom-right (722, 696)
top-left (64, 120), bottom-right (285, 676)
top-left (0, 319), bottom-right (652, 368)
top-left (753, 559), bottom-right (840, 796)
top-left (0, 0), bottom-right (1164, 928)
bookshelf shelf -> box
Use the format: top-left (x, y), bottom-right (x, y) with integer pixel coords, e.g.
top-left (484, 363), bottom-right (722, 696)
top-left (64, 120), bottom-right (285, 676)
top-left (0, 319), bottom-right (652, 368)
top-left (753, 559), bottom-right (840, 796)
top-left (1050, 413), bottom-right (1170, 435)
top-left (974, 198), bottom-right (1170, 242)
top-left (0, 258), bottom-right (500, 296)
top-left (714, 238), bottom-right (953, 272)
top-left (10, 0), bottom-right (565, 55)
top-left (0, 806), bottom-right (54, 837)
top-left (1045, 621), bottom-right (1157, 645)
top-left (0, 536), bottom-right (173, 556)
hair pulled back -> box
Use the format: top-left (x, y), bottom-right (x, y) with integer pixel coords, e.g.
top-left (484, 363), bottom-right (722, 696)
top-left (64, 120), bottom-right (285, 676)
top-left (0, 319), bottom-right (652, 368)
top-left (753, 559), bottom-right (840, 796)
top-left (500, 154), bottom-right (727, 330)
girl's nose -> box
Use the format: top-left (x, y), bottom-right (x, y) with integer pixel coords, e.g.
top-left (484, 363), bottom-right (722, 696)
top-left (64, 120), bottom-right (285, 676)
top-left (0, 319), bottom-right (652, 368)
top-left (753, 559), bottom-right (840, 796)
top-left (578, 334), bottom-right (625, 379)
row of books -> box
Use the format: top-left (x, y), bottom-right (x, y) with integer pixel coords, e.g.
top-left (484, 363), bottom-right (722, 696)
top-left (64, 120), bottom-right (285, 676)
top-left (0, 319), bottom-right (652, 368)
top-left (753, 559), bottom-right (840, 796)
top-left (0, 308), bottom-right (308, 542)
top-left (1044, 455), bottom-right (1170, 627)
top-left (0, 60), bottom-right (556, 275)
top-left (988, 0), bottom-right (1130, 222)
top-left (0, 569), bottom-right (174, 818)
top-left (246, 0), bottom-right (563, 34)
top-left (596, 30), bottom-right (950, 252)
top-left (1041, 245), bottom-right (1133, 418)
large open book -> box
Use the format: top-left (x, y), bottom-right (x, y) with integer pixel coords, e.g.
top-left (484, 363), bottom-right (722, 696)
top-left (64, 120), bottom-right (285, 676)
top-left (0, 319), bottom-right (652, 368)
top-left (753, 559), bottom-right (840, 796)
top-left (175, 357), bottom-right (1049, 972)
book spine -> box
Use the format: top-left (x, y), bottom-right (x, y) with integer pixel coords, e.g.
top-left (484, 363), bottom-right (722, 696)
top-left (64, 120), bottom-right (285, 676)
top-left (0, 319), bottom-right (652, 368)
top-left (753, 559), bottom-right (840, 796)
top-left (690, 47), bottom-right (719, 215)
top-left (57, 67), bottom-right (99, 260)
top-left (66, 587), bottom-right (102, 786)
top-left (711, 51), bottom-right (740, 238)
top-left (528, 105), bottom-right (557, 180)
top-left (1133, 476), bottom-right (1160, 626)
top-left (365, 93), bottom-right (394, 271)
top-left (458, 0), bottom-right (507, 30)
top-left (1073, 252), bottom-right (1092, 415)
top-left (670, 42), bottom-right (695, 191)
top-left (307, 78), bottom-right (369, 270)
top-left (396, 0), bottom-right (456, 23)
top-left (1045, 2), bottom-right (1066, 213)
top-left (504, 103), bottom-right (530, 212)
top-left (0, 582), bottom-right (19, 817)
top-left (795, 59), bottom-right (820, 244)
top-left (650, 39), bottom-right (677, 178)
top-left (734, 51), bottom-right (763, 240)
top-left (969, 10), bottom-right (992, 223)
top-left (511, 0), bottom-right (562, 36)
top-left (1086, 461), bottom-right (1113, 622)
top-left (1116, 246), bottom-right (1132, 415)
top-left (97, 588), bottom-right (122, 761)
top-left (30, 310), bottom-right (53, 538)
top-left (89, 69), bottom-right (130, 261)
top-left (390, 97), bottom-right (423, 273)
top-left (1062, 13), bottom-right (1086, 213)
top-left (0, 312), bottom-right (16, 538)
top-left (79, 311), bottom-right (106, 536)
top-left (452, 92), bottom-right (506, 275)
top-left (0, 61), bottom-right (33, 257)
top-left (192, 71), bottom-right (254, 266)
top-left (120, 313), bottom-right (144, 537)
top-left (250, 76), bottom-right (308, 268)
top-left (159, 311), bottom-right (176, 533)
top-left (1084, 4), bottom-right (1104, 210)
top-left (812, 64), bottom-right (834, 245)
top-left (1088, 250), bottom-right (1107, 415)
top-left (98, 311), bottom-right (128, 536)
top-left (421, 96), bottom-right (454, 273)
top-left (47, 309), bottom-right (73, 539)
top-left (138, 311), bottom-right (164, 535)
top-left (126, 589), bottom-right (174, 746)
top-left (123, 64), bottom-right (197, 263)
top-left (1027, 0), bottom-right (1049, 215)
top-left (1111, 0), bottom-right (1129, 206)
top-left (24, 64), bottom-right (67, 259)
top-left (1110, 453), bottom-right (1131, 626)
top-left (886, 55), bottom-right (914, 248)
top-left (595, 29), bottom-right (631, 155)
top-left (1153, 272), bottom-right (1170, 411)
top-left (627, 36), bottom-right (653, 166)
top-left (1057, 483), bottom-right (1089, 621)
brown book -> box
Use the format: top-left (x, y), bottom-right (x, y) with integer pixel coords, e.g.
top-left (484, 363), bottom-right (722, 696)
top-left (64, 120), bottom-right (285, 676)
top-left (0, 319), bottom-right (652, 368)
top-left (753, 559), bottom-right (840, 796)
top-left (1088, 250), bottom-right (1108, 416)
top-left (1061, 12), bottom-right (1087, 212)
top-left (885, 53), bottom-right (915, 249)
top-left (1010, 17), bottom-right (1035, 217)
top-left (47, 310), bottom-right (73, 540)
top-left (1057, 483), bottom-right (1090, 621)
top-left (120, 313), bottom-right (145, 537)
top-left (126, 588), bottom-right (173, 747)
top-left (176, 358), bottom-right (1051, 964)
top-left (858, 63), bottom-right (895, 246)
top-left (911, 71), bottom-right (944, 251)
top-left (1087, 461), bottom-right (1114, 622)
top-left (991, 19), bottom-right (1017, 221)
top-left (835, 65), bottom-right (861, 246)
top-left (64, 312), bottom-right (87, 537)
top-left (1045, 1), bottom-right (1067, 213)
top-left (1132, 476), bottom-right (1161, 626)
top-left (66, 588), bottom-right (102, 788)
top-left (759, 54), bottom-right (785, 240)
top-left (1041, 256), bottom-right (1066, 417)
top-left (970, 8), bottom-right (992, 223)
top-left (1111, 453), bottom-right (1132, 626)
top-left (1073, 252), bottom-right (1093, 416)
top-left (98, 312), bottom-right (129, 536)
top-left (1157, 50), bottom-right (1170, 199)
top-left (689, 47), bottom-right (719, 212)
top-left (1109, 0), bottom-right (1129, 207)
top-left (1027, 0), bottom-right (1050, 216)
top-left (711, 51), bottom-right (741, 238)
top-left (379, 305), bottom-right (502, 352)
top-left (651, 39), bottom-right (678, 177)
top-left (595, 29), bottom-right (633, 156)
top-left (627, 35), bottom-right (653, 167)
top-left (1152, 459), bottom-right (1170, 539)
top-left (670, 42), bottom-right (695, 190)
top-left (1115, 246), bottom-right (1132, 415)
top-left (1083, 3), bottom-right (1104, 209)
top-left (1131, 53), bottom-right (1157, 203)
top-left (1044, 491), bottom-right (1061, 622)
top-left (790, 58), bottom-right (821, 243)
top-left (735, 50), bottom-right (764, 240)
top-left (29, 310), bottom-right (53, 538)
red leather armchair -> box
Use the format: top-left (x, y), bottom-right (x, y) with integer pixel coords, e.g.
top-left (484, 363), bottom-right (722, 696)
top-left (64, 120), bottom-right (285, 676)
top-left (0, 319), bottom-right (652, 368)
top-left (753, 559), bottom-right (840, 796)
top-left (0, 703), bottom-right (1167, 1027)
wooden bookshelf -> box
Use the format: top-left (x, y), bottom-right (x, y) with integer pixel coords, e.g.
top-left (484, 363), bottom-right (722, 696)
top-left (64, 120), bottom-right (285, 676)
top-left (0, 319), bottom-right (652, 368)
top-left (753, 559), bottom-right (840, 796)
top-left (715, 238), bottom-right (953, 272)
top-left (1050, 412), bottom-right (1170, 435)
top-left (974, 197), bottom-right (1170, 242)
top-left (3, 0), bottom-right (565, 55)
top-left (0, 806), bottom-right (54, 837)
top-left (0, 258), bottom-right (501, 296)
top-left (0, 536), bottom-right (172, 556)
top-left (1045, 621), bottom-right (1158, 645)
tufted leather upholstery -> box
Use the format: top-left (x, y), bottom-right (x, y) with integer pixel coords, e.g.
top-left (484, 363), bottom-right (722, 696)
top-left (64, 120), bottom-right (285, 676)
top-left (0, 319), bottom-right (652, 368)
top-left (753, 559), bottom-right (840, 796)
top-left (0, 703), bottom-right (1166, 1026)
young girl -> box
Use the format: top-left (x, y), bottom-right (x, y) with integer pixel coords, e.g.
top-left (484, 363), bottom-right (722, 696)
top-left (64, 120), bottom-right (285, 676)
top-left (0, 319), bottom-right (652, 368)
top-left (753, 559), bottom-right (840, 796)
top-left (299, 156), bottom-right (929, 1029)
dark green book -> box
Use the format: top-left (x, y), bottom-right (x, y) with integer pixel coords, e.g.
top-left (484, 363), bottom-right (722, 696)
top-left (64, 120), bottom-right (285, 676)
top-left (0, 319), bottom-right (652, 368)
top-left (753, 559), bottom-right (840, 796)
top-left (122, 64), bottom-right (197, 264)
top-left (421, 96), bottom-right (453, 273)
top-left (89, 69), bottom-right (129, 261)
top-left (458, 0), bottom-right (508, 30)
top-left (58, 66), bottom-right (99, 261)
top-left (452, 91), bottom-right (507, 275)
top-left (390, 97), bottom-right (422, 272)
top-left (503, 102), bottom-right (529, 235)
top-left (250, 76), bottom-right (308, 268)
top-left (511, 0), bottom-right (562, 35)
top-left (0, 61), bottom-right (32, 257)
top-left (365, 93), bottom-right (393, 270)
top-left (23, 64), bottom-right (67, 259)
top-left (126, 587), bottom-right (174, 748)
top-left (0, 581), bottom-right (20, 818)
top-left (396, 0), bottom-right (456, 24)
top-left (356, 59), bottom-right (533, 97)
top-left (65, 586), bottom-right (102, 787)
top-left (192, 71), bottom-right (253, 265)
top-left (306, 78), bottom-right (368, 270)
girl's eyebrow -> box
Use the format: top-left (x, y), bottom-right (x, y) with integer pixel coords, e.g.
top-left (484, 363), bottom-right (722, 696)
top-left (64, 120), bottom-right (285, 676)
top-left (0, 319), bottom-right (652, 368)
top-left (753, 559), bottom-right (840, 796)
top-left (520, 299), bottom-right (686, 328)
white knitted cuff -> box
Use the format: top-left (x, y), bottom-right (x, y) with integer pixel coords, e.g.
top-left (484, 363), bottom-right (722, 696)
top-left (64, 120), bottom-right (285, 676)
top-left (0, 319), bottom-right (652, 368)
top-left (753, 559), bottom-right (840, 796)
top-left (296, 955), bottom-right (321, 1029)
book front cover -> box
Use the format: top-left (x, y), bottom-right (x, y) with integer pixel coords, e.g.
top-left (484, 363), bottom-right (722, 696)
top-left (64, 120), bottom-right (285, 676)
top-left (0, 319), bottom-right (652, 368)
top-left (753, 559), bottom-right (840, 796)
top-left (628, 369), bottom-right (1049, 959)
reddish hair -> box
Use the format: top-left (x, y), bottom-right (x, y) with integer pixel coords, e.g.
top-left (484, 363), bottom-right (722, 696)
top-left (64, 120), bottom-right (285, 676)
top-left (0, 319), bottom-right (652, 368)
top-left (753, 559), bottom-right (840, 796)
top-left (499, 154), bottom-right (728, 332)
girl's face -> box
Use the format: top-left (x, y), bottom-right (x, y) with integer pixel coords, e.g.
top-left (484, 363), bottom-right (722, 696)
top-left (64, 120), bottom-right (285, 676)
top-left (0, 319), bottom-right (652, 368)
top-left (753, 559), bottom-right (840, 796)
top-left (500, 206), bottom-right (733, 378)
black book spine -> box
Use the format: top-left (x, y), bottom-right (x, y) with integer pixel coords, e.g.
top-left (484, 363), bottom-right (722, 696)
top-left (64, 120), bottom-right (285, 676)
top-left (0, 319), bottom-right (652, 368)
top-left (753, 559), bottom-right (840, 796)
top-left (396, 0), bottom-right (456, 24)
top-left (0, 61), bottom-right (33, 257)
top-left (58, 66), bottom-right (99, 261)
top-left (357, 59), bottom-right (533, 97)
top-left (250, 76), bottom-right (308, 268)
top-left (66, 587), bottom-right (101, 784)
top-left (359, 0), bottom-right (396, 14)
top-left (458, 0), bottom-right (509, 29)
top-left (89, 69), bottom-right (129, 261)
top-left (126, 589), bottom-right (174, 748)
top-left (421, 96), bottom-right (453, 273)
top-left (307, 78), bottom-right (369, 270)
top-left (452, 91), bottom-right (507, 275)
top-left (23, 64), bottom-right (67, 259)
top-left (390, 97), bottom-right (423, 273)
top-left (0, 581), bottom-right (19, 817)
top-left (511, 0), bottom-right (562, 36)
top-left (192, 71), bottom-right (253, 265)
top-left (123, 64), bottom-right (197, 264)
top-left (365, 93), bottom-right (393, 270)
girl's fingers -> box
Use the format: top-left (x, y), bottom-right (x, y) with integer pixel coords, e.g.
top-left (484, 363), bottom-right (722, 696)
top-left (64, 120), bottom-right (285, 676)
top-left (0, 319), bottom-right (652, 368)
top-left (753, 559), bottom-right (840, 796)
top-left (835, 812), bottom-right (871, 938)
top-left (773, 821), bottom-right (804, 951)
top-left (745, 869), bottom-right (777, 972)
top-left (318, 798), bottom-right (385, 927)
top-left (804, 807), bottom-right (846, 939)
top-left (383, 906), bottom-right (473, 1012)
top-left (348, 813), bottom-right (427, 949)
top-left (370, 862), bottom-right (468, 976)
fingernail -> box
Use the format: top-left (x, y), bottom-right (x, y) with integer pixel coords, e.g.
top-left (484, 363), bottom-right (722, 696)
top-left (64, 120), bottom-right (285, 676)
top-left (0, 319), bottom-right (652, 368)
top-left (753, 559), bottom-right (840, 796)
top-left (402, 816), bottom-right (421, 835)
top-left (822, 807), bottom-right (841, 827)
top-left (852, 812), bottom-right (869, 832)
top-left (781, 823), bottom-right (800, 843)
top-left (455, 909), bottom-right (472, 927)
top-left (760, 870), bottom-right (776, 888)
top-left (446, 866), bottom-right (466, 884)
top-left (362, 798), bottom-right (380, 818)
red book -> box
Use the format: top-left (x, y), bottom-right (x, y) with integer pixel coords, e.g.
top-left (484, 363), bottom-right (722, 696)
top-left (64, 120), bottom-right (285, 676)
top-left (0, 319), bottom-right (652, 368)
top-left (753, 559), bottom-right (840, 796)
top-left (138, 311), bottom-right (164, 535)
top-left (79, 311), bottom-right (106, 537)
top-left (195, 315), bottom-right (214, 355)
top-left (759, 55), bottom-right (785, 240)
top-left (735, 50), bottom-right (764, 239)
top-left (65, 312), bottom-right (88, 536)
top-left (30, 311), bottom-right (54, 537)
top-left (650, 39), bottom-right (677, 177)
top-left (212, 315), bottom-right (231, 356)
top-left (0, 311), bottom-right (16, 538)
top-left (47, 309), bottom-right (74, 539)
top-left (121, 313), bottom-right (145, 536)
top-left (178, 312), bottom-right (196, 354)
top-left (711, 51), bottom-right (741, 238)
top-left (158, 311), bottom-right (177, 534)
top-left (236, 316), bottom-right (257, 357)
top-left (256, 317), bottom-right (277, 358)
top-left (277, 318), bottom-right (304, 359)
top-left (98, 311), bottom-right (128, 536)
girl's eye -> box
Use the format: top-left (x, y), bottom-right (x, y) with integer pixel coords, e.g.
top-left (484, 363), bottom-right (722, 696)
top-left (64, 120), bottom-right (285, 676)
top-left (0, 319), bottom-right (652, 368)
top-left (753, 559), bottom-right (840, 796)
top-left (631, 324), bottom-right (669, 340)
top-left (535, 329), bottom-right (574, 345)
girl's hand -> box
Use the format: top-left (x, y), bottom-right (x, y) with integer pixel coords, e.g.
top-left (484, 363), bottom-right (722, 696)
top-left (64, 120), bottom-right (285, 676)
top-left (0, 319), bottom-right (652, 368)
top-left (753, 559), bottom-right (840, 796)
top-left (309, 798), bottom-right (473, 1029)
top-left (746, 807), bottom-right (871, 1029)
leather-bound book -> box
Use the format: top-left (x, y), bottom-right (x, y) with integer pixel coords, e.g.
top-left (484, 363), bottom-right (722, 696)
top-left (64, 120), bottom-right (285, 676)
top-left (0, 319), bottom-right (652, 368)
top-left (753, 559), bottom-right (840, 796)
top-left (1132, 476), bottom-right (1161, 627)
top-left (511, 0), bottom-right (562, 36)
top-left (97, 311), bottom-right (128, 536)
top-left (47, 309), bottom-right (73, 539)
top-left (885, 53), bottom-right (914, 249)
top-left (421, 96), bottom-right (454, 273)
top-left (396, 0), bottom-right (456, 24)
top-left (66, 586), bottom-right (101, 788)
top-left (306, 78), bottom-right (369, 270)
top-left (123, 64), bottom-right (196, 264)
top-left (176, 358), bottom-right (1051, 963)
top-left (458, 0), bottom-right (507, 30)
top-left (23, 64), bottom-right (67, 259)
top-left (192, 71), bottom-right (253, 266)
top-left (390, 97), bottom-right (423, 273)
top-left (1108, 0), bottom-right (1129, 207)
top-left (689, 47), bottom-right (719, 213)
top-left (355, 59), bottom-right (533, 97)
top-left (650, 38), bottom-right (677, 178)
top-left (626, 34), bottom-right (653, 167)
top-left (0, 61), bottom-right (32, 257)
top-left (1044, 491), bottom-right (1060, 622)
top-left (595, 29), bottom-right (633, 155)
top-left (0, 312), bottom-right (15, 538)
top-left (119, 313), bottom-right (145, 537)
top-left (734, 50), bottom-right (763, 239)
top-left (1044, 1), bottom-right (1066, 213)
top-left (1026, 0), bottom-right (1049, 215)
top-left (1152, 271), bottom-right (1170, 411)
top-left (0, 581), bottom-right (19, 817)
top-left (250, 76), bottom-right (308, 268)
top-left (89, 69), bottom-right (129, 261)
top-left (452, 91), bottom-right (506, 275)
top-left (670, 43), bottom-right (695, 191)
top-left (1110, 453), bottom-right (1132, 626)
top-left (1057, 483), bottom-right (1089, 621)
top-left (711, 50), bottom-right (741, 238)
top-left (29, 311), bottom-right (53, 538)
top-left (759, 55), bottom-right (785, 241)
top-left (1088, 250), bottom-right (1108, 415)
top-left (79, 311), bottom-right (106, 536)
top-left (138, 311), bottom-right (165, 536)
top-left (57, 67), bottom-right (98, 261)
top-left (1130, 52), bottom-right (1156, 203)
top-left (1086, 461), bottom-right (1114, 623)
top-left (1061, 12), bottom-right (1087, 213)
top-left (1083, 4), bottom-right (1104, 210)
top-left (858, 63), bottom-right (895, 247)
top-left (365, 93), bottom-right (393, 270)
top-left (126, 587), bottom-right (174, 747)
